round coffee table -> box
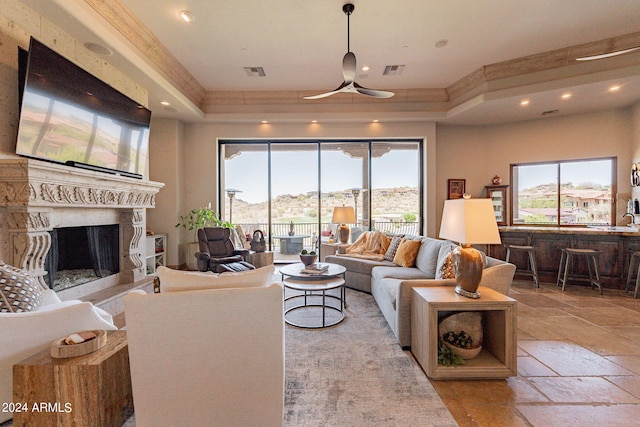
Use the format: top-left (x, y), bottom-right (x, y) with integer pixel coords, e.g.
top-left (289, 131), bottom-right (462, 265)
top-left (280, 262), bottom-right (347, 328)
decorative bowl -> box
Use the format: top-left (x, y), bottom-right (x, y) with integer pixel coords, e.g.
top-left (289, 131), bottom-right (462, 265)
top-left (299, 254), bottom-right (318, 266)
top-left (440, 340), bottom-right (482, 360)
top-left (438, 311), bottom-right (483, 360)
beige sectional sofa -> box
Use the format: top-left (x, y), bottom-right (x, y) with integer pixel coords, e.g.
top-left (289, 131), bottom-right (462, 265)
top-left (325, 233), bottom-right (516, 348)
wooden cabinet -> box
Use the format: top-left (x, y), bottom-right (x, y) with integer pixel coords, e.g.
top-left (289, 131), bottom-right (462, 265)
top-left (411, 286), bottom-right (517, 380)
top-left (485, 185), bottom-right (509, 226)
top-left (146, 234), bottom-right (166, 275)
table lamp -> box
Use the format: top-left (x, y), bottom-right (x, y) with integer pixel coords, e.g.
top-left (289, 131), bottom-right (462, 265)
top-left (332, 206), bottom-right (356, 244)
top-left (438, 197), bottom-right (502, 298)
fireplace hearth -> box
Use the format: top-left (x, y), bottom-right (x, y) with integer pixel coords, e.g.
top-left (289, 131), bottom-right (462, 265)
top-left (0, 158), bottom-right (163, 300)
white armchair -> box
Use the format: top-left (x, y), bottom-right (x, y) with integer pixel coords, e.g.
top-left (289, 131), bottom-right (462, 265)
top-left (0, 289), bottom-right (117, 423)
top-left (124, 267), bottom-right (284, 427)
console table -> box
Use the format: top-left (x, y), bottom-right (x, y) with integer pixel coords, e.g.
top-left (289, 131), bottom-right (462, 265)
top-left (12, 331), bottom-right (132, 427)
top-left (411, 286), bottom-right (517, 380)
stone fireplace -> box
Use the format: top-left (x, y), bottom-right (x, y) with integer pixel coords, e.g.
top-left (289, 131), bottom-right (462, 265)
top-left (0, 157), bottom-right (163, 299)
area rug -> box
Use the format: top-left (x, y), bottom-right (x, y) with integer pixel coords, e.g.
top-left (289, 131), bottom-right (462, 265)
top-left (283, 288), bottom-right (457, 426)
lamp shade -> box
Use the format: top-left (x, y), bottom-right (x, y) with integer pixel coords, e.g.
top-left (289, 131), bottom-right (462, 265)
top-left (332, 206), bottom-right (356, 224)
top-left (439, 199), bottom-right (501, 245)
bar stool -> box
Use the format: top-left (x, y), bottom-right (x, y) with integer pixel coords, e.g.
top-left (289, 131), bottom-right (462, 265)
top-left (504, 244), bottom-right (539, 288)
top-left (625, 251), bottom-right (640, 298)
top-left (556, 248), bottom-right (602, 295)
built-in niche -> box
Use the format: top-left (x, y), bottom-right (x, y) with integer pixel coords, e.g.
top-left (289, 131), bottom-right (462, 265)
top-left (44, 225), bottom-right (120, 291)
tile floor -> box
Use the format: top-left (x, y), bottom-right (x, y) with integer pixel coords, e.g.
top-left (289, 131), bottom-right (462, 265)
top-left (429, 279), bottom-right (640, 426)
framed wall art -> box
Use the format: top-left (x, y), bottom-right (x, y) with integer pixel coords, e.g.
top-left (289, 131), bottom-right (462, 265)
top-left (447, 179), bottom-right (466, 199)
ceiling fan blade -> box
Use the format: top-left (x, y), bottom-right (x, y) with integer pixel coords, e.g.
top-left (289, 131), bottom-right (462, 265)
top-left (303, 81), bottom-right (350, 99)
top-left (342, 52), bottom-right (357, 84)
top-left (354, 83), bottom-right (395, 98)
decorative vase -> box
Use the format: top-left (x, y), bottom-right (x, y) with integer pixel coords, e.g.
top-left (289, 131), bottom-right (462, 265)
top-left (492, 175), bottom-right (502, 185)
top-left (288, 221), bottom-right (295, 236)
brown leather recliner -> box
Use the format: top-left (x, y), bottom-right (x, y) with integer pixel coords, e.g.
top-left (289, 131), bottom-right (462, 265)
top-left (194, 227), bottom-right (255, 273)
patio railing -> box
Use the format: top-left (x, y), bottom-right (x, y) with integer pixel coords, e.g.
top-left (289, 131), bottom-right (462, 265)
top-left (237, 221), bottom-right (420, 253)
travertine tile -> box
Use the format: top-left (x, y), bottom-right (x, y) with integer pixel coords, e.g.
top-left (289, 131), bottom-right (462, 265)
top-left (563, 306), bottom-right (640, 327)
top-left (517, 404), bottom-right (640, 426)
top-left (528, 376), bottom-right (639, 403)
top-left (517, 356), bottom-right (557, 377)
top-left (606, 376), bottom-right (640, 399)
top-left (605, 356), bottom-right (640, 374)
top-left (518, 341), bottom-right (633, 376)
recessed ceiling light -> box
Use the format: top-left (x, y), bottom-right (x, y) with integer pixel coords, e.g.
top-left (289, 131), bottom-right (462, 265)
top-left (261, 120), bottom-right (269, 124)
top-left (434, 39), bottom-right (448, 49)
top-left (520, 100), bottom-right (530, 106)
top-left (608, 85), bottom-right (621, 92)
top-left (311, 120), bottom-right (318, 123)
top-left (84, 42), bottom-right (113, 56)
top-left (178, 10), bottom-right (195, 23)
top-left (160, 101), bottom-right (171, 106)
top-left (361, 66), bottom-right (370, 71)
top-left (561, 93), bottom-right (572, 100)
top-left (372, 119), bottom-right (379, 123)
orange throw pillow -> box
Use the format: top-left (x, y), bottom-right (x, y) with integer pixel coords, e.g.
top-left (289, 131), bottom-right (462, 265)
top-left (392, 238), bottom-right (422, 268)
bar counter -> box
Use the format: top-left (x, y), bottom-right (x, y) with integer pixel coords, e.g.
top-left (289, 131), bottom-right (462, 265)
top-left (488, 226), bottom-right (640, 290)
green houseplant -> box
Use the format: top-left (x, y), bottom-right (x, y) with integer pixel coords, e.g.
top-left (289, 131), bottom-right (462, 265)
top-left (175, 204), bottom-right (234, 241)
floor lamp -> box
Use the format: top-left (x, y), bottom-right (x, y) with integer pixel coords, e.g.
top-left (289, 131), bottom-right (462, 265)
top-left (438, 198), bottom-right (501, 298)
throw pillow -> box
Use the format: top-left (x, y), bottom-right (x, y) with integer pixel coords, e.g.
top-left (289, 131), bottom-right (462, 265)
top-left (392, 238), bottom-right (422, 268)
top-left (0, 261), bottom-right (43, 312)
top-left (383, 235), bottom-right (404, 262)
top-left (379, 234), bottom-right (392, 255)
top-left (158, 265), bottom-right (275, 293)
top-left (436, 250), bottom-right (456, 279)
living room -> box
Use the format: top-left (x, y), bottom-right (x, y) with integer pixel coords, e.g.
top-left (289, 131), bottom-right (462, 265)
top-left (1, 1), bottom-right (640, 426)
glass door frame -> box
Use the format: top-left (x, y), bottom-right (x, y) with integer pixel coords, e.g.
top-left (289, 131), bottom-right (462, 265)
top-left (218, 139), bottom-right (424, 258)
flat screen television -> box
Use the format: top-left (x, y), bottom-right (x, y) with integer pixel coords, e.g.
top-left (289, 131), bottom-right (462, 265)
top-left (16, 37), bottom-right (151, 179)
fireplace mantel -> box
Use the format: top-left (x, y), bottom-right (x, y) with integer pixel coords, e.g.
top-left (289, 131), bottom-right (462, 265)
top-left (0, 157), bottom-right (164, 289)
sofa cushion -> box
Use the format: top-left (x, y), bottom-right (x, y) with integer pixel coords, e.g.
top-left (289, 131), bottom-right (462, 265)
top-left (158, 265), bottom-right (275, 293)
top-left (0, 261), bottom-right (42, 313)
top-left (371, 266), bottom-right (431, 283)
top-left (383, 235), bottom-right (404, 261)
top-left (393, 238), bottom-right (422, 268)
top-left (415, 238), bottom-right (449, 276)
top-left (330, 255), bottom-right (396, 276)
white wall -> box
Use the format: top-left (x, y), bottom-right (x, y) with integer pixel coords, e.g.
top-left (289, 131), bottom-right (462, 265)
top-left (435, 109), bottom-right (634, 230)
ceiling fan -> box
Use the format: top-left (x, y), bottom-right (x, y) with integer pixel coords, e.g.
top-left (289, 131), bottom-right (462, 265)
top-left (304, 3), bottom-right (394, 100)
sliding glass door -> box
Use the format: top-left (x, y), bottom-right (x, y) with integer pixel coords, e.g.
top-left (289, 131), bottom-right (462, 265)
top-left (220, 139), bottom-right (422, 262)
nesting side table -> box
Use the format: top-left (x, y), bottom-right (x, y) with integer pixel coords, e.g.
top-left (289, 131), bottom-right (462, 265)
top-left (411, 286), bottom-right (517, 380)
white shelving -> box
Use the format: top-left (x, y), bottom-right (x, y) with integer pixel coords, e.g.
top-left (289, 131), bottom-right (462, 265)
top-left (146, 234), bottom-right (167, 275)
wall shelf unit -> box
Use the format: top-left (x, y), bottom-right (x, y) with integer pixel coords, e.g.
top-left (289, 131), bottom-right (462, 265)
top-left (146, 234), bottom-right (166, 275)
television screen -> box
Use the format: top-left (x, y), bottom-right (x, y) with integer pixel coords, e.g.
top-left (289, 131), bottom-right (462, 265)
top-left (16, 37), bottom-right (151, 178)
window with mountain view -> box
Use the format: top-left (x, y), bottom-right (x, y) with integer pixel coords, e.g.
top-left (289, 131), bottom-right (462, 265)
top-left (511, 158), bottom-right (615, 226)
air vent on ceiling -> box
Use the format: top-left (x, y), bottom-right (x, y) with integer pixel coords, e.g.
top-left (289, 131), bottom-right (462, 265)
top-left (244, 67), bottom-right (266, 77)
top-left (541, 109), bottom-right (559, 116)
top-left (383, 65), bottom-right (405, 76)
